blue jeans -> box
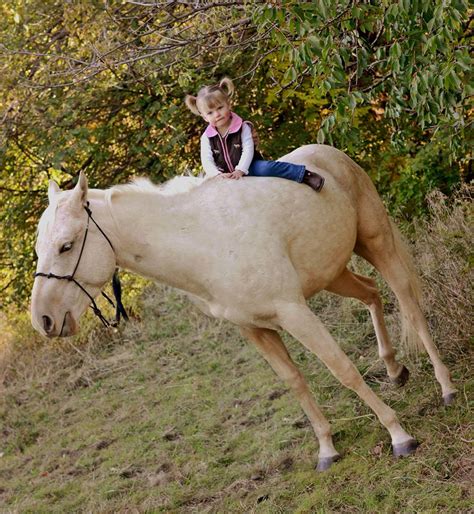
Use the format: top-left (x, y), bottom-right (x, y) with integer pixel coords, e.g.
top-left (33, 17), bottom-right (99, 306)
top-left (248, 160), bottom-right (306, 183)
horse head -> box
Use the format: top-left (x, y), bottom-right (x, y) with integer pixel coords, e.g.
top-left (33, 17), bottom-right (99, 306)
top-left (31, 172), bottom-right (116, 337)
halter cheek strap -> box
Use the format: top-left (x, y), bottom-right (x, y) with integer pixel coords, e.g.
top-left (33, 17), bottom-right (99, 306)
top-left (34, 202), bottom-right (128, 328)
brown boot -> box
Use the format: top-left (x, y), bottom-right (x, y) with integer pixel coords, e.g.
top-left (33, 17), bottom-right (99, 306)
top-left (303, 170), bottom-right (325, 192)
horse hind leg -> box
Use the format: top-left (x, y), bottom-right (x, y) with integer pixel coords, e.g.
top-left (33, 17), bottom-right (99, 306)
top-left (240, 327), bottom-right (341, 471)
top-left (276, 302), bottom-right (418, 457)
top-left (325, 268), bottom-right (409, 385)
top-left (356, 224), bottom-right (457, 404)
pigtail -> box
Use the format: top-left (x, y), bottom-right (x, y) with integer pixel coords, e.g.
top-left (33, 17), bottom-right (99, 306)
top-left (185, 94), bottom-right (201, 116)
top-left (219, 77), bottom-right (235, 98)
top-left (186, 77), bottom-right (235, 117)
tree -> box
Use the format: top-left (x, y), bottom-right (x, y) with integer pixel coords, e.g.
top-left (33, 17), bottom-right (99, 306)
top-left (0, 0), bottom-right (471, 308)
top-left (257, 1), bottom-right (472, 159)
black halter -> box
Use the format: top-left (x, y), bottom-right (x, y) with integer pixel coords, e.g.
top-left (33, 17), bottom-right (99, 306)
top-left (34, 202), bottom-right (128, 328)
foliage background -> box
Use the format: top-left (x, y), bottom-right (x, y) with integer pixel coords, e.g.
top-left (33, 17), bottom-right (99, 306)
top-left (0, 0), bottom-right (472, 310)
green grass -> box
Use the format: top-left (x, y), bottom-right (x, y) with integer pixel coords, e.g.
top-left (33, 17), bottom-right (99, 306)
top-left (0, 280), bottom-right (472, 513)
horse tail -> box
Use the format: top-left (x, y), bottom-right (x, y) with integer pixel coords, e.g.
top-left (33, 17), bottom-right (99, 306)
top-left (389, 220), bottom-right (424, 353)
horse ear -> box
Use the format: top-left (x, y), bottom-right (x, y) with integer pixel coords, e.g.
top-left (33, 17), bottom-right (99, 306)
top-left (71, 171), bottom-right (88, 205)
top-left (48, 180), bottom-right (60, 203)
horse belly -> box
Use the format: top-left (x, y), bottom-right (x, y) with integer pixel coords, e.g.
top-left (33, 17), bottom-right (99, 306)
top-left (192, 251), bottom-right (300, 329)
top-left (207, 301), bottom-right (279, 330)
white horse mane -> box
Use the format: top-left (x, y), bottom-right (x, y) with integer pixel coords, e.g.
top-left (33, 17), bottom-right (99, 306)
top-left (112, 175), bottom-right (206, 197)
top-left (38, 175), bottom-right (206, 237)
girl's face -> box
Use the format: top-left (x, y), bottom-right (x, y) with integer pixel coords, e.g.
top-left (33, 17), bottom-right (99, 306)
top-left (200, 100), bottom-right (232, 131)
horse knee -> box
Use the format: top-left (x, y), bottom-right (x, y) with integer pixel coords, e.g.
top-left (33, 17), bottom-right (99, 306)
top-left (284, 368), bottom-right (308, 395)
top-left (366, 291), bottom-right (383, 310)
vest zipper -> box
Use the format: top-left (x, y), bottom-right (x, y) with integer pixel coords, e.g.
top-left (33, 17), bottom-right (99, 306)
top-left (217, 132), bottom-right (235, 173)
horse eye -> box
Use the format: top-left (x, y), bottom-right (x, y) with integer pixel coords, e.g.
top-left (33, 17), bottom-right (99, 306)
top-left (60, 242), bottom-right (73, 254)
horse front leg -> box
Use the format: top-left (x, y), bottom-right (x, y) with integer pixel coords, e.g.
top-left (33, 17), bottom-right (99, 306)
top-left (240, 327), bottom-right (340, 471)
top-left (276, 302), bottom-right (418, 458)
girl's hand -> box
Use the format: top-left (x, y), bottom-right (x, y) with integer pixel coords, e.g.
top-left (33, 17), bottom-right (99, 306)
top-left (227, 170), bottom-right (245, 179)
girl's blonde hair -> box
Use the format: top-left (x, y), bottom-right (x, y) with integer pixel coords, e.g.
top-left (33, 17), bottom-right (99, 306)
top-left (185, 77), bottom-right (235, 116)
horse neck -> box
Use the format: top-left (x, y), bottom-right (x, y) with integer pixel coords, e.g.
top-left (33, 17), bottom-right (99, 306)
top-left (104, 188), bottom-right (198, 289)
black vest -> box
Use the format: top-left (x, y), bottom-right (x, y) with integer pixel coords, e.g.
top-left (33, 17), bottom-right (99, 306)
top-left (208, 126), bottom-right (263, 174)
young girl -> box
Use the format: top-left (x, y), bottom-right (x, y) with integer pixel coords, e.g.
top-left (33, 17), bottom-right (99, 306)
top-left (184, 78), bottom-right (325, 192)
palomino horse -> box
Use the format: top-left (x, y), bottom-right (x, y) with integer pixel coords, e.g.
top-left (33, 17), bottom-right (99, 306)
top-left (31, 144), bottom-right (456, 471)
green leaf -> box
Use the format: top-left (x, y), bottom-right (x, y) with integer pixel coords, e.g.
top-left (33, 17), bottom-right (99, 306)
top-left (390, 42), bottom-right (402, 59)
top-left (427, 17), bottom-right (436, 32)
top-left (317, 128), bottom-right (325, 143)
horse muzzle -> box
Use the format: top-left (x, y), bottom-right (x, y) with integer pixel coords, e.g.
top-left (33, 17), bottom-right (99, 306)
top-left (38, 311), bottom-right (78, 338)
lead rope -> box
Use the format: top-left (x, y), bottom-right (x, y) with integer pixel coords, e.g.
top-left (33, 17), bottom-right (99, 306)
top-left (84, 202), bottom-right (129, 325)
top-left (112, 270), bottom-right (129, 322)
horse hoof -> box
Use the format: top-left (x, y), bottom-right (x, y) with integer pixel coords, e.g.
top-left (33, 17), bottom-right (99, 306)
top-left (316, 454), bottom-right (341, 472)
top-left (443, 392), bottom-right (457, 405)
top-left (393, 439), bottom-right (418, 458)
top-left (390, 365), bottom-right (410, 387)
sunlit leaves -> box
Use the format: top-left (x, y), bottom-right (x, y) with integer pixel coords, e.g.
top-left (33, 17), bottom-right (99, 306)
top-left (255, 0), bottom-right (470, 161)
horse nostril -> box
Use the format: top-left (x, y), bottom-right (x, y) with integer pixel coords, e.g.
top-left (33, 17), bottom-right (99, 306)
top-left (42, 315), bottom-right (54, 334)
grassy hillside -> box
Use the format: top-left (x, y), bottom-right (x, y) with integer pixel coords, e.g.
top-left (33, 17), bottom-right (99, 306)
top-left (0, 190), bottom-right (472, 513)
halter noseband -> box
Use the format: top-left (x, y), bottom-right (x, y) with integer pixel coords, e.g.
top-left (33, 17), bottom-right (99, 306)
top-left (34, 202), bottom-right (128, 328)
